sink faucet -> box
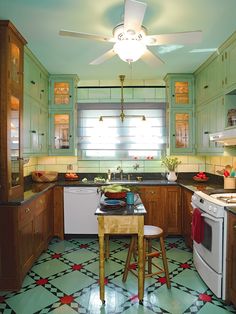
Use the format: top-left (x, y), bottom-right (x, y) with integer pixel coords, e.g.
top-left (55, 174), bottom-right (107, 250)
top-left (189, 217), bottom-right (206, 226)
top-left (107, 169), bottom-right (112, 181)
top-left (117, 166), bottom-right (123, 180)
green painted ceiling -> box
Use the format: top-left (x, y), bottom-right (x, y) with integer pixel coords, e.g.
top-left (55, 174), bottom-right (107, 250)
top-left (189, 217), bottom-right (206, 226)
top-left (0, 0), bottom-right (236, 82)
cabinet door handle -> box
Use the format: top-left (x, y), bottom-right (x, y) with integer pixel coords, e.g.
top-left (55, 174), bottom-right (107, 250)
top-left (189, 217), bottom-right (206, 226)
top-left (204, 131), bottom-right (209, 134)
top-left (30, 80), bottom-right (36, 85)
top-left (25, 208), bottom-right (31, 213)
top-left (233, 225), bottom-right (236, 230)
top-left (41, 133), bottom-right (45, 136)
top-left (41, 89), bottom-right (44, 93)
top-left (31, 130), bottom-right (37, 133)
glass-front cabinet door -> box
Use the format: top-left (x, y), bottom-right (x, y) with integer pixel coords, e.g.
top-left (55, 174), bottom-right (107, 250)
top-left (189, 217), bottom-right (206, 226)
top-left (165, 74), bottom-right (195, 155)
top-left (49, 75), bottom-right (78, 109)
top-left (49, 111), bottom-right (75, 155)
top-left (171, 79), bottom-right (193, 106)
top-left (0, 21), bottom-right (26, 201)
top-left (170, 109), bottom-right (194, 154)
top-left (10, 95), bottom-right (21, 187)
top-left (53, 81), bottom-right (71, 106)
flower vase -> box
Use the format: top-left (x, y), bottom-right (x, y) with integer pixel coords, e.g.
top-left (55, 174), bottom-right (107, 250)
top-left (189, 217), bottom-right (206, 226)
top-left (166, 171), bottom-right (177, 182)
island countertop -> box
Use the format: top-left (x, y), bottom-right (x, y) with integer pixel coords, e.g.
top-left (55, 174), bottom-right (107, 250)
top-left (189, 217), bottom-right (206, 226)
top-left (95, 194), bottom-right (146, 216)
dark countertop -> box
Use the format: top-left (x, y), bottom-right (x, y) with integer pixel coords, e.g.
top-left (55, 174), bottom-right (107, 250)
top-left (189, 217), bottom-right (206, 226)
top-left (0, 173), bottom-right (226, 206)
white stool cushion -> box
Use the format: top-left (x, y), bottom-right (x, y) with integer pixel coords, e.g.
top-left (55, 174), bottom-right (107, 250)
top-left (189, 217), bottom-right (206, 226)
top-left (144, 225), bottom-right (163, 236)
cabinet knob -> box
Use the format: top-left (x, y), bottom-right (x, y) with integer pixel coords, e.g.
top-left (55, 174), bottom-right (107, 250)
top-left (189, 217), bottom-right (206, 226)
top-left (204, 85), bottom-right (208, 89)
top-left (233, 225), bottom-right (236, 230)
top-left (204, 131), bottom-right (209, 134)
top-left (41, 133), bottom-right (45, 136)
top-left (69, 135), bottom-right (72, 138)
top-left (41, 89), bottom-right (44, 93)
top-left (172, 134), bottom-right (175, 137)
top-left (69, 95), bottom-right (72, 98)
top-left (30, 80), bottom-right (36, 85)
top-left (31, 130), bottom-right (37, 133)
top-left (25, 208), bottom-right (31, 213)
top-left (151, 191), bottom-right (154, 194)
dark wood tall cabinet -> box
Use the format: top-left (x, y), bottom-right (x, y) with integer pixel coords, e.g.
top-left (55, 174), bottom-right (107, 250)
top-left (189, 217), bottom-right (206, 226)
top-left (0, 20), bottom-right (27, 201)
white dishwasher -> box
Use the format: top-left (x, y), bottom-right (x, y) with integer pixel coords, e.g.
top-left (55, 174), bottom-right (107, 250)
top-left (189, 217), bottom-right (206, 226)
top-left (64, 187), bottom-right (100, 234)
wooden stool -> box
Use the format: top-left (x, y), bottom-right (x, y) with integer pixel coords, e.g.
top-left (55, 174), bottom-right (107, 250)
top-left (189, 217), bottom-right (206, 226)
top-left (122, 225), bottom-right (171, 289)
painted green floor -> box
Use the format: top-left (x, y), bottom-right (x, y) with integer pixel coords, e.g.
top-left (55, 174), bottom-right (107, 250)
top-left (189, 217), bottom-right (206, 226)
top-left (0, 237), bottom-right (235, 314)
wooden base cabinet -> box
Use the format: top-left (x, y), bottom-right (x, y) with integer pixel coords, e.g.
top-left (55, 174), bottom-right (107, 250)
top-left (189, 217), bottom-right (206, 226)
top-left (139, 186), bottom-right (182, 235)
top-left (139, 186), bottom-right (165, 231)
top-left (0, 189), bottom-right (53, 291)
top-left (227, 211), bottom-right (236, 307)
top-left (165, 186), bottom-right (182, 235)
top-left (182, 188), bottom-right (193, 249)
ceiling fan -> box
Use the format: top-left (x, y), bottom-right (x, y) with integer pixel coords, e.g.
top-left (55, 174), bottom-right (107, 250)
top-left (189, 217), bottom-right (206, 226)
top-left (59, 0), bottom-right (202, 66)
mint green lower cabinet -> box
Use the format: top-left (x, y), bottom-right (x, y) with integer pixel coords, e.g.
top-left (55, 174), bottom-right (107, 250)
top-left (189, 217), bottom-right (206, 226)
top-left (196, 97), bottom-right (224, 155)
top-left (48, 110), bottom-right (76, 156)
top-left (169, 109), bottom-right (194, 155)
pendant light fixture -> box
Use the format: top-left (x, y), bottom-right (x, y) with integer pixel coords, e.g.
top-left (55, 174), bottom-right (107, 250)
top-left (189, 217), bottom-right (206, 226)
top-left (99, 75), bottom-right (146, 122)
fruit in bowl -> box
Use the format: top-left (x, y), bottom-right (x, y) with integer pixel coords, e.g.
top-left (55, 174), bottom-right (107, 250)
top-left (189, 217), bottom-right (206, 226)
top-left (65, 172), bottom-right (79, 180)
top-left (193, 172), bottom-right (209, 182)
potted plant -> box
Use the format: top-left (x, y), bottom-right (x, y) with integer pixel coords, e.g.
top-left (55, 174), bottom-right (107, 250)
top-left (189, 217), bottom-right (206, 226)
top-left (161, 156), bottom-right (181, 181)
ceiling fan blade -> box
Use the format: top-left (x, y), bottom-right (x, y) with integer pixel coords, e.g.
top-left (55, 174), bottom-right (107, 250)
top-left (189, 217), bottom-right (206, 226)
top-left (145, 31), bottom-right (202, 46)
top-left (124, 0), bottom-right (147, 33)
top-left (90, 49), bottom-right (117, 65)
top-left (141, 49), bottom-right (164, 67)
top-left (59, 30), bottom-right (115, 43)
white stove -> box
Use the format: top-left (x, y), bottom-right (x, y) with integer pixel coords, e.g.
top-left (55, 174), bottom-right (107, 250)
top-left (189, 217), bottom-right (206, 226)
top-left (191, 190), bottom-right (231, 299)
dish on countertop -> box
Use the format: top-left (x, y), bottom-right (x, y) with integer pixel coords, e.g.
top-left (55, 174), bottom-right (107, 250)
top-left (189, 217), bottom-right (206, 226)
top-left (100, 199), bottom-right (126, 209)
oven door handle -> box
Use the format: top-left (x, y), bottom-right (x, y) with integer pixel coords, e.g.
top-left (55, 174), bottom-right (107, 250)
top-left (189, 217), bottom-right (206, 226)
top-left (201, 213), bottom-right (222, 222)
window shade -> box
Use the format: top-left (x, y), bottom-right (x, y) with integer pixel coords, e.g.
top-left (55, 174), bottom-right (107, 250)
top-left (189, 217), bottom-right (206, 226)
top-left (77, 102), bottom-right (166, 159)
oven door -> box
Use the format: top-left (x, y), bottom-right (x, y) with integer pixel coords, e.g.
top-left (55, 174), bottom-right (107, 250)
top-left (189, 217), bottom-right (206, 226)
top-left (192, 206), bottom-right (223, 274)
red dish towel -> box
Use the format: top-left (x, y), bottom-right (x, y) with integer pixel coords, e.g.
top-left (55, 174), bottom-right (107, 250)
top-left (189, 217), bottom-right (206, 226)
top-left (191, 208), bottom-right (204, 244)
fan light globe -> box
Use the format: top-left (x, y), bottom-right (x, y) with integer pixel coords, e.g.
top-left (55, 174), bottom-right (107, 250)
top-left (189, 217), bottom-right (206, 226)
top-left (113, 40), bottom-right (146, 63)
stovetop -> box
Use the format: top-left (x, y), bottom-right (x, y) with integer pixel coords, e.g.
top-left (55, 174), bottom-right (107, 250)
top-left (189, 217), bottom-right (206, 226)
top-left (192, 190), bottom-right (236, 218)
top-left (210, 193), bottom-right (236, 204)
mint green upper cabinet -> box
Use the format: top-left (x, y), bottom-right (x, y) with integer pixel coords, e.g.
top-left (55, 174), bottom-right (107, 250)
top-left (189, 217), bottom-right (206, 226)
top-left (49, 110), bottom-right (76, 156)
top-left (48, 75), bottom-right (78, 156)
top-left (195, 56), bottom-right (222, 106)
top-left (196, 97), bottom-right (224, 155)
top-left (23, 47), bottom-right (49, 157)
top-left (23, 95), bottom-right (48, 156)
top-left (165, 74), bottom-right (195, 155)
top-left (24, 52), bottom-right (39, 100)
top-left (165, 74), bottom-right (194, 107)
top-left (49, 75), bottom-right (78, 109)
top-left (170, 109), bottom-right (194, 155)
top-left (222, 40), bottom-right (236, 92)
top-left (38, 107), bottom-right (48, 155)
top-left (39, 71), bottom-right (49, 107)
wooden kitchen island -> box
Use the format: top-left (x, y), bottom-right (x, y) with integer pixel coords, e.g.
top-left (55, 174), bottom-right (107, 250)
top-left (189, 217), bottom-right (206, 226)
top-left (95, 195), bottom-right (146, 304)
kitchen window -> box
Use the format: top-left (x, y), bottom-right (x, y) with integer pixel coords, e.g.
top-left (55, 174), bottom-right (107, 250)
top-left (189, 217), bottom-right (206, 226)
top-left (77, 102), bottom-right (166, 159)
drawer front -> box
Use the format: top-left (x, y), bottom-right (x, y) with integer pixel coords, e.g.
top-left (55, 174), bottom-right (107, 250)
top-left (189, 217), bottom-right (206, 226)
top-left (142, 187), bottom-right (161, 201)
top-left (18, 202), bottom-right (34, 224)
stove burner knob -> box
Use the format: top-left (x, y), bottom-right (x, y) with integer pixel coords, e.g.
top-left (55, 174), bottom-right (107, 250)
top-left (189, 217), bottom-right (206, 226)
top-left (209, 205), bottom-right (212, 211)
top-left (213, 208), bottom-right (217, 213)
